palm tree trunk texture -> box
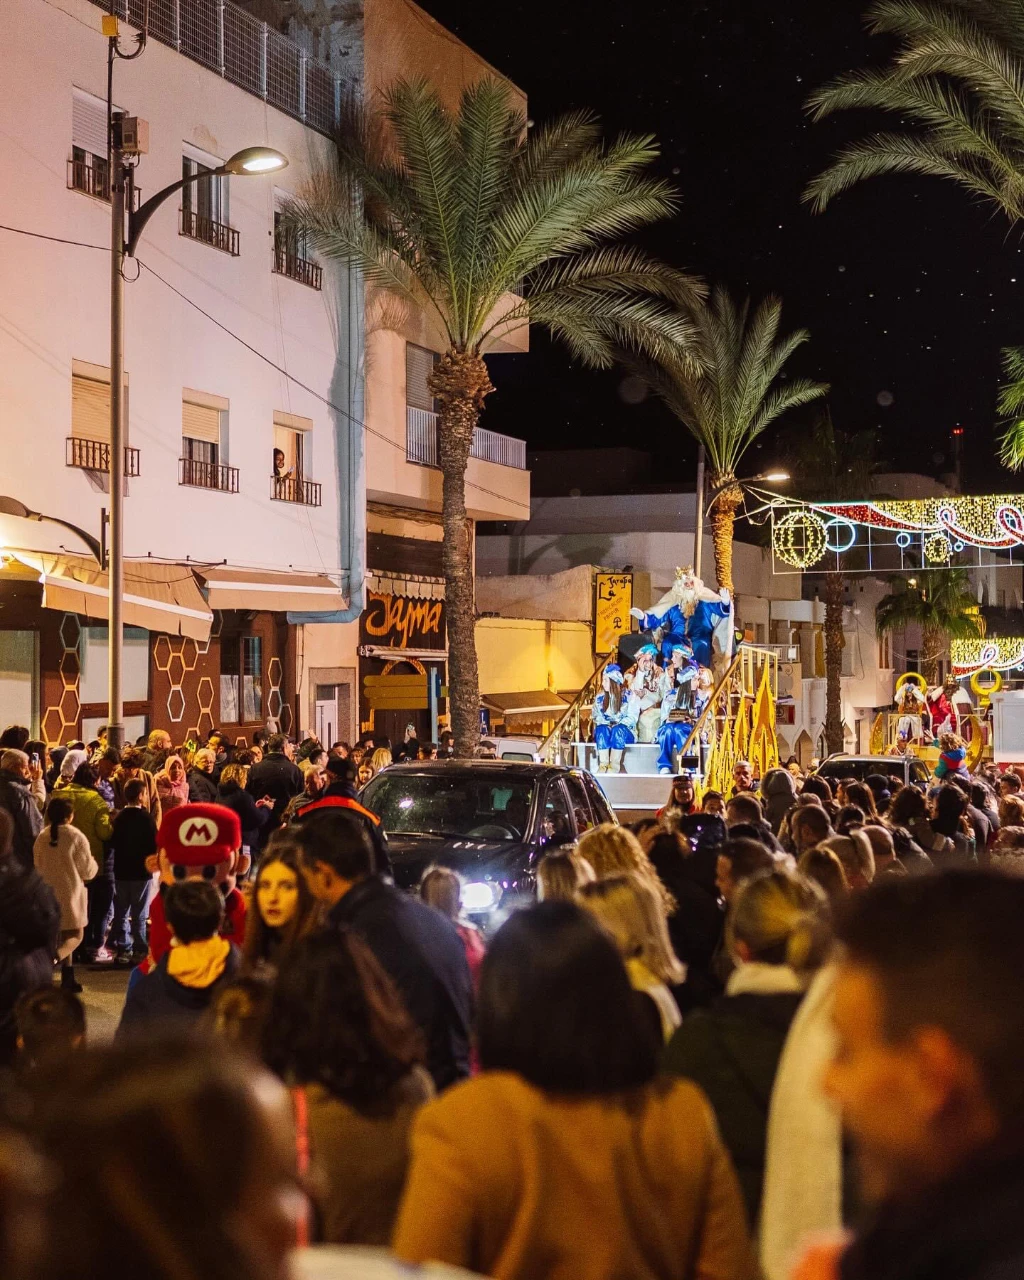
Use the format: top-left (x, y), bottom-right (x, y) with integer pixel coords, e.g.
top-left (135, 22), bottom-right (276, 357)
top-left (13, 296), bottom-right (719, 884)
top-left (823, 572), bottom-right (845, 755)
top-left (709, 482), bottom-right (743, 593)
top-left (921, 625), bottom-right (943, 688)
top-left (431, 350), bottom-right (494, 757)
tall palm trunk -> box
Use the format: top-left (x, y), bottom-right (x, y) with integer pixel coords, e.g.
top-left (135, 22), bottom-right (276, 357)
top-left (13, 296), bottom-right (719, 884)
top-left (709, 479), bottom-right (743, 593)
top-left (431, 349), bottom-right (494, 757)
top-left (823, 572), bottom-right (845, 755)
top-left (921, 625), bottom-right (944, 687)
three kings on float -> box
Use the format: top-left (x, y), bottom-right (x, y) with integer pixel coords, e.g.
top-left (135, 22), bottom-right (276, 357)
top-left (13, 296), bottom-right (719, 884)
top-left (591, 566), bottom-right (734, 775)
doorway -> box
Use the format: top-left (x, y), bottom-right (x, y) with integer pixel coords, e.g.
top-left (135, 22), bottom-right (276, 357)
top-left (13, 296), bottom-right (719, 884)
top-left (308, 667), bottom-right (355, 746)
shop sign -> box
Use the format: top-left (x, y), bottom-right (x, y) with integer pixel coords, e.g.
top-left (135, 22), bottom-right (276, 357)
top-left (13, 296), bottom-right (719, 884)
top-left (359, 591), bottom-right (445, 651)
top-left (594, 573), bottom-right (633, 655)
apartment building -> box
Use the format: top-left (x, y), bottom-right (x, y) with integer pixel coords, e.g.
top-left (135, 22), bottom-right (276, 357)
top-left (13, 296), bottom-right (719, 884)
top-left (0, 0), bottom-right (528, 745)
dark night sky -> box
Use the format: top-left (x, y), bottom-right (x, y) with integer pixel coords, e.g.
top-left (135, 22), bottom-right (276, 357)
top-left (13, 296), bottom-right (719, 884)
top-left (419, 0), bottom-right (1024, 491)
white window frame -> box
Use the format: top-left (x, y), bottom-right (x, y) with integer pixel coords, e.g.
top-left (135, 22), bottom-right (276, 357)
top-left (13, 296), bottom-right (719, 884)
top-left (182, 143), bottom-right (228, 227)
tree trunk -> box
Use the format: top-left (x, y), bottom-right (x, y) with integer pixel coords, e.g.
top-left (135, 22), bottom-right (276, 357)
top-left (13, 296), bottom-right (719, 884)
top-left (430, 349), bottom-right (494, 757)
top-left (709, 480), bottom-right (743, 593)
top-left (921, 625), bottom-right (943, 687)
top-left (823, 572), bottom-right (845, 755)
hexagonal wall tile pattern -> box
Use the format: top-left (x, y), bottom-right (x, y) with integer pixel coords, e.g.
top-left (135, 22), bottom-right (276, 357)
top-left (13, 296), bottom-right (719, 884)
top-left (43, 613), bottom-right (82, 745)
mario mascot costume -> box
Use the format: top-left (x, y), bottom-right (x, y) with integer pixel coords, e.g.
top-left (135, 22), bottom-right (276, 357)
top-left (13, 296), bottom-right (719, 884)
top-left (143, 803), bottom-right (248, 972)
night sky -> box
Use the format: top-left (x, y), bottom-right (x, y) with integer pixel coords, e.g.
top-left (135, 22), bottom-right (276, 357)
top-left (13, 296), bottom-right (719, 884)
top-left (420, 0), bottom-right (1024, 492)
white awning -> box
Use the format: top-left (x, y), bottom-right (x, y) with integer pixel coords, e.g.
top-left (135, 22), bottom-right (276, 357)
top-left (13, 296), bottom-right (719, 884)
top-left (198, 567), bottom-right (347, 613)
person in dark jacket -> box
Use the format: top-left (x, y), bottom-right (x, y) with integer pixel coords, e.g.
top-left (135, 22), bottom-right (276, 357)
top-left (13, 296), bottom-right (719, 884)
top-left (245, 734), bottom-right (303, 843)
top-left (294, 756), bottom-right (392, 877)
top-left (0, 749), bottom-right (43, 872)
top-left (0, 809), bottom-right (60, 1065)
top-left (649, 822), bottom-right (726, 1013)
top-left (799, 872), bottom-right (1024, 1280)
top-left (108, 778), bottom-right (158, 963)
top-left (186, 748), bottom-right (218, 805)
top-left (292, 808), bottom-right (472, 1091)
top-left (117, 879), bottom-right (240, 1037)
top-left (664, 868), bottom-right (829, 1226)
top-left (216, 762), bottom-right (273, 855)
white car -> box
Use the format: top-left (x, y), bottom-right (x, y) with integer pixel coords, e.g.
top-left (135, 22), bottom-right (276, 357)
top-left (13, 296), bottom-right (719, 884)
top-left (480, 736), bottom-right (542, 762)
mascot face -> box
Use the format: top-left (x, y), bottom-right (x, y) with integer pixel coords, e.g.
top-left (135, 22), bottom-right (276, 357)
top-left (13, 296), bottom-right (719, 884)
top-left (148, 802), bottom-right (243, 889)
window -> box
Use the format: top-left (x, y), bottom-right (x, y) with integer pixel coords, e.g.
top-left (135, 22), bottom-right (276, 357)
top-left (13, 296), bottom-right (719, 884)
top-left (68, 360), bottom-right (137, 474)
top-left (181, 149), bottom-right (239, 255)
top-left (878, 632), bottom-right (892, 669)
top-left (273, 208), bottom-right (322, 289)
top-left (539, 780), bottom-right (574, 848)
top-left (406, 344), bottom-right (438, 412)
top-left (180, 390), bottom-right (237, 491)
top-left (220, 630), bottom-right (262, 723)
top-left (69, 89), bottom-right (110, 199)
top-left (272, 411), bottom-right (320, 505)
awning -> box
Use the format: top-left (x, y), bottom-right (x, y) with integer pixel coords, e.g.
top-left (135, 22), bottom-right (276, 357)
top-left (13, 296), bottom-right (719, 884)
top-left (482, 691), bottom-right (570, 716)
top-left (12, 553), bottom-right (213, 641)
top-left (360, 645), bottom-right (448, 662)
top-left (367, 571), bottom-right (445, 600)
top-left (198, 567), bottom-right (347, 613)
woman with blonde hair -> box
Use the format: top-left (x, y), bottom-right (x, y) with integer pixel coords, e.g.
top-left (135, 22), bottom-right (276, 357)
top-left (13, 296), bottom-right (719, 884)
top-left (578, 874), bottom-right (684, 1042)
top-left (536, 849), bottom-right (595, 902)
top-left (576, 822), bottom-right (676, 915)
top-left (217, 761), bottom-right (274, 854)
top-left (369, 747), bottom-right (392, 776)
top-left (664, 868), bottom-right (831, 1226)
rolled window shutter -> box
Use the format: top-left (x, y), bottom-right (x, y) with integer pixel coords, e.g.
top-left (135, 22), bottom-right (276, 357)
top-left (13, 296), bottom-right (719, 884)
top-left (183, 400), bottom-right (221, 444)
top-left (72, 90), bottom-right (108, 158)
top-left (405, 344), bottom-right (436, 411)
top-left (72, 375), bottom-right (111, 442)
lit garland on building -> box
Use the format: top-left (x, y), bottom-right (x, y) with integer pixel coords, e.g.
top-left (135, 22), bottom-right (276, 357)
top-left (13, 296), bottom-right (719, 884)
top-left (950, 637), bottom-right (1024, 676)
top-left (770, 493), bottom-right (1024, 572)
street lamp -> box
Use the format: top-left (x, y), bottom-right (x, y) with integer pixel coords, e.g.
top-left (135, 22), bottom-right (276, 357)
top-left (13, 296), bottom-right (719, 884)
top-left (0, 495), bottom-right (104, 565)
top-left (107, 119), bottom-right (286, 749)
top-left (692, 453), bottom-right (789, 583)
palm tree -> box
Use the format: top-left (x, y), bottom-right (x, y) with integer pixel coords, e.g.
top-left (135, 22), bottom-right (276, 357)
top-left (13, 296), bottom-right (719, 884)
top-left (283, 79), bottom-right (703, 755)
top-left (875, 566), bottom-right (981, 685)
top-left (786, 414), bottom-right (877, 754)
top-left (805, 0), bottom-right (1024, 220)
top-left (996, 345), bottom-right (1024, 467)
top-left (635, 286), bottom-right (827, 592)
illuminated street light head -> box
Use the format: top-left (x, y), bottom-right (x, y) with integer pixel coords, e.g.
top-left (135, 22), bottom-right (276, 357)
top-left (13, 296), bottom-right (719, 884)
top-left (221, 147), bottom-right (288, 176)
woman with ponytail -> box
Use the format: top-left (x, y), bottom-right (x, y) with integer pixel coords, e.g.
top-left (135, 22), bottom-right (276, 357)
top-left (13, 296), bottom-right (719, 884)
top-left (663, 868), bottom-right (831, 1226)
top-left (32, 794), bottom-right (97, 992)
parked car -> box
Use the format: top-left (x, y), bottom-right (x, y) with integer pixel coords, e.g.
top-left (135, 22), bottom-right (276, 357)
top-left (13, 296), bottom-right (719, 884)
top-left (814, 754), bottom-right (931, 789)
top-left (360, 760), bottom-right (616, 924)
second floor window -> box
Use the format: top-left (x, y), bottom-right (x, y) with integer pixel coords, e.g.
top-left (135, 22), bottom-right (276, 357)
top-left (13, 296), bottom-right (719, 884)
top-left (70, 89), bottom-right (111, 199)
top-left (182, 153), bottom-right (226, 225)
top-left (406, 343), bottom-right (438, 413)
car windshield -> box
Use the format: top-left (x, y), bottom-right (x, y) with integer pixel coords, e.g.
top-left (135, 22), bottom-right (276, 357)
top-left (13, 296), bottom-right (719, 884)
top-left (817, 759), bottom-right (908, 784)
top-left (363, 772), bottom-right (536, 841)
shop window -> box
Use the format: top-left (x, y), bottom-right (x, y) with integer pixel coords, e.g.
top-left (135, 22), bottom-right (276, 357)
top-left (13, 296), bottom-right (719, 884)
top-left (220, 631), bottom-right (262, 723)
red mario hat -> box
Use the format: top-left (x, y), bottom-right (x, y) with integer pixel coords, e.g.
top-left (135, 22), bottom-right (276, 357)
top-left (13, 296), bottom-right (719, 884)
top-left (158, 803), bottom-right (241, 866)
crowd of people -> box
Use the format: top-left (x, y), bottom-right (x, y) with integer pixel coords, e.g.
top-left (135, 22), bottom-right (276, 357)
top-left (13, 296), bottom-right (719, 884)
top-left (0, 718), bottom-right (1023, 1280)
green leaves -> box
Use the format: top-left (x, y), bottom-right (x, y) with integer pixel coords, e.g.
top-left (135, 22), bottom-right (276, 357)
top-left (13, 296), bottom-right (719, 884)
top-left (633, 286), bottom-right (828, 482)
top-left (806, 0), bottom-right (1024, 220)
top-left (283, 76), bottom-right (697, 365)
top-left (996, 345), bottom-right (1024, 467)
top-left (875, 567), bottom-right (982, 640)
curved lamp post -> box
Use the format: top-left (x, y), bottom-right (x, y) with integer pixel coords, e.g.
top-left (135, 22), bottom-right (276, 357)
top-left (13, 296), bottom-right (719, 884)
top-left (106, 125), bottom-right (287, 748)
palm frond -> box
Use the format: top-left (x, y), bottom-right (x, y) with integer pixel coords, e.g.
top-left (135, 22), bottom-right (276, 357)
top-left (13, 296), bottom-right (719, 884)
top-left (997, 344), bottom-right (1024, 467)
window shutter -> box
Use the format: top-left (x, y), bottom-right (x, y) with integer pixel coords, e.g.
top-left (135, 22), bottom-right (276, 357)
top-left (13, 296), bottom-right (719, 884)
top-left (182, 400), bottom-right (222, 445)
top-left (273, 410), bottom-right (312, 432)
top-left (406, 344), bottom-right (436, 412)
top-left (72, 374), bottom-right (111, 442)
top-left (72, 89), bottom-right (109, 158)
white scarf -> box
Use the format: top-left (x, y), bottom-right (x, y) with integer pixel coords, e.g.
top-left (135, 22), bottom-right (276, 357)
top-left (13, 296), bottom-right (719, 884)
top-left (726, 961), bottom-right (805, 998)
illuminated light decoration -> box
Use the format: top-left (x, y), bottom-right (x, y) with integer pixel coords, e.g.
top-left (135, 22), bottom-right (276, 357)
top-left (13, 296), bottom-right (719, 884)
top-left (951, 637), bottom-right (1024, 676)
top-left (924, 532), bottom-right (952, 563)
top-left (773, 509), bottom-right (827, 569)
top-left (824, 517), bottom-right (857, 553)
top-left (895, 671), bottom-right (928, 693)
top-left (896, 531), bottom-right (911, 548)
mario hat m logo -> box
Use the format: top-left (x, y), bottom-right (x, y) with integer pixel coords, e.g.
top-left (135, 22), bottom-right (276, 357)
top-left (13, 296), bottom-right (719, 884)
top-left (180, 817), bottom-right (219, 847)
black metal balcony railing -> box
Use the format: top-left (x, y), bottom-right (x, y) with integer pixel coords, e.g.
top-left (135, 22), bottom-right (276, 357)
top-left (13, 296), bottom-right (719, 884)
top-left (179, 208), bottom-right (240, 256)
top-left (274, 245), bottom-right (323, 290)
top-left (271, 474), bottom-right (321, 506)
top-left (179, 457), bottom-right (240, 492)
top-left (67, 157), bottom-right (110, 201)
top-left (66, 437), bottom-right (140, 476)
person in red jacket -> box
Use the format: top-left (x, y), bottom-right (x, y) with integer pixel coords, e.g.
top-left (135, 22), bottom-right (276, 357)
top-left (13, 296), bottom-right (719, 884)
top-left (141, 803), bottom-right (249, 972)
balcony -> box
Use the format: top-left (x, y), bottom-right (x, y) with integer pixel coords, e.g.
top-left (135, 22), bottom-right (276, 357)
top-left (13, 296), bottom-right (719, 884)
top-left (274, 245), bottom-right (323, 290)
top-left (271, 474), bottom-right (321, 506)
top-left (67, 157), bottom-right (109, 201)
top-left (406, 407), bottom-right (527, 469)
top-left (179, 457), bottom-right (239, 493)
top-left (67, 437), bottom-right (140, 476)
top-left (179, 208), bottom-right (240, 256)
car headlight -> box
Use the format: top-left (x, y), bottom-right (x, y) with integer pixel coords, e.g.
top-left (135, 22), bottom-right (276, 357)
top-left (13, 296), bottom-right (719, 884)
top-left (462, 881), bottom-right (501, 913)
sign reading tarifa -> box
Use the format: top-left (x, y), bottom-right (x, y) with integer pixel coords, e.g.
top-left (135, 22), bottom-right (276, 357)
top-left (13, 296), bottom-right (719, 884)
top-left (361, 591), bottom-right (445, 651)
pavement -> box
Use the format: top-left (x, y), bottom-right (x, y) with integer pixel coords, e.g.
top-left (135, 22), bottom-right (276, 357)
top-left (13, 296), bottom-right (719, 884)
top-left (77, 965), bottom-right (131, 1043)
